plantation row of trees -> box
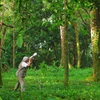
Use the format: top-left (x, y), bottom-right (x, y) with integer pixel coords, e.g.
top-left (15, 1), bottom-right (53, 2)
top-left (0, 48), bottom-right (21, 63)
top-left (0, 0), bottom-right (100, 87)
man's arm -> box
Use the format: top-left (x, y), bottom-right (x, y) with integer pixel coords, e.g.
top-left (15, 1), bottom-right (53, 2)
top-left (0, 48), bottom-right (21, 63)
top-left (29, 52), bottom-right (37, 64)
top-left (27, 60), bottom-right (31, 66)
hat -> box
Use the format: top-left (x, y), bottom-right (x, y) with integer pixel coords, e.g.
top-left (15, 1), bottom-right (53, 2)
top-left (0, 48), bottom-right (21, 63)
top-left (22, 56), bottom-right (29, 62)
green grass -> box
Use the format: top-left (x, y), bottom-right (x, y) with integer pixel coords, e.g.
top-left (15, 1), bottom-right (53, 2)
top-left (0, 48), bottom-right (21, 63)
top-left (0, 66), bottom-right (100, 100)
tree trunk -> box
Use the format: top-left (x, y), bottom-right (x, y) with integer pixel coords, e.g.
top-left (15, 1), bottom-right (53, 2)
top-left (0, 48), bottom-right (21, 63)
top-left (0, 26), bottom-right (7, 88)
top-left (60, 26), bottom-right (66, 67)
top-left (90, 4), bottom-right (100, 81)
top-left (12, 1), bottom-right (16, 68)
top-left (12, 30), bottom-right (15, 68)
top-left (72, 42), bottom-right (77, 67)
top-left (0, 1), bottom-right (4, 87)
top-left (0, 53), bottom-right (2, 88)
top-left (74, 13), bottom-right (81, 68)
top-left (0, 48), bottom-right (3, 87)
top-left (60, 0), bottom-right (69, 86)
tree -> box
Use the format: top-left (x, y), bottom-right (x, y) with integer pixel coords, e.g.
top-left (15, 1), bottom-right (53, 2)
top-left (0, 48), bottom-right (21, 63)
top-left (60, 0), bottom-right (69, 86)
top-left (0, 64), bottom-right (2, 87)
top-left (12, 1), bottom-right (16, 68)
top-left (12, 27), bottom-right (15, 68)
top-left (0, 0), bottom-right (5, 87)
top-left (90, 1), bottom-right (100, 81)
top-left (74, 12), bottom-right (81, 68)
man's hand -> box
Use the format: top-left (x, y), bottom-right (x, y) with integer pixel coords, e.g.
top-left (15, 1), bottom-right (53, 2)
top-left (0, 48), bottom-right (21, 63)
top-left (29, 52), bottom-right (37, 64)
top-left (32, 52), bottom-right (37, 57)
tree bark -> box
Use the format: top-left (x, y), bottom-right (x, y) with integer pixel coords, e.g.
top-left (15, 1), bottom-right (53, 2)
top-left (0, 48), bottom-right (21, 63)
top-left (0, 1), bottom-right (4, 87)
top-left (60, 26), bottom-right (66, 67)
top-left (12, 0), bottom-right (16, 68)
top-left (60, 0), bottom-right (69, 86)
top-left (72, 42), bottom-right (77, 67)
top-left (90, 3), bottom-right (100, 81)
top-left (12, 30), bottom-right (15, 68)
top-left (0, 46), bottom-right (2, 87)
top-left (74, 17), bottom-right (81, 68)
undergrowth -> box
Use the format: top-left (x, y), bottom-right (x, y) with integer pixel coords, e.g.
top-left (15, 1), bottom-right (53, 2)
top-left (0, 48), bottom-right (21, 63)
top-left (0, 66), bottom-right (100, 100)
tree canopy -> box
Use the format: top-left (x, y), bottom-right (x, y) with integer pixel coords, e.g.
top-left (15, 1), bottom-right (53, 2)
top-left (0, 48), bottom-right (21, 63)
top-left (0, 0), bottom-right (100, 86)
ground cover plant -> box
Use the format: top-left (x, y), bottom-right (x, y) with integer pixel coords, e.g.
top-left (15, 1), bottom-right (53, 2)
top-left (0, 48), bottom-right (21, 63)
top-left (0, 66), bottom-right (100, 100)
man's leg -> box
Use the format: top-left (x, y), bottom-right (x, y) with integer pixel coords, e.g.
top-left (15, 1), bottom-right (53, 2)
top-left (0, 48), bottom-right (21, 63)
top-left (18, 77), bottom-right (25, 92)
top-left (14, 81), bottom-right (20, 91)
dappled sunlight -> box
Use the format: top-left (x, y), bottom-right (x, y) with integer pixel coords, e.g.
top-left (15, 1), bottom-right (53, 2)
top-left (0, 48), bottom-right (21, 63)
top-left (86, 76), bottom-right (94, 82)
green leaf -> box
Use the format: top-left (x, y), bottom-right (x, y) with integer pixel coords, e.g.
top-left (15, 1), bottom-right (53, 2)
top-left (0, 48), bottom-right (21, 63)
top-left (0, 4), bottom-right (3, 7)
top-left (0, 97), bottom-right (2, 100)
top-left (16, 36), bottom-right (23, 48)
top-left (0, 35), bottom-right (3, 39)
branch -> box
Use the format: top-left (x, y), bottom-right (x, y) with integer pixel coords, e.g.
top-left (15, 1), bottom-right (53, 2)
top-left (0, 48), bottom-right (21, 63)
top-left (0, 47), bottom-right (5, 51)
top-left (0, 22), bottom-right (13, 28)
top-left (78, 10), bottom-right (88, 26)
top-left (78, 10), bottom-right (90, 33)
top-left (81, 8), bottom-right (90, 16)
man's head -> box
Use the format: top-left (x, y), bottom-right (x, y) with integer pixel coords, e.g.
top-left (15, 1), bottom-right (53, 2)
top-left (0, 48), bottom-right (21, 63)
top-left (22, 56), bottom-right (29, 62)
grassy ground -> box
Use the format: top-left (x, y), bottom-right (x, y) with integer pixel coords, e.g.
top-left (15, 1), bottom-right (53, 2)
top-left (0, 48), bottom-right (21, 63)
top-left (0, 66), bottom-right (100, 100)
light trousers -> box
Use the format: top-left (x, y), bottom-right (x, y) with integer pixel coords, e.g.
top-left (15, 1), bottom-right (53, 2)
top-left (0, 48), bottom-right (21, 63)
top-left (14, 76), bottom-right (25, 92)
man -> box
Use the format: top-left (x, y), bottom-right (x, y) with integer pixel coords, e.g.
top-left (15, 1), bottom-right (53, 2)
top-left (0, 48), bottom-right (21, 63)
top-left (14, 53), bottom-right (37, 92)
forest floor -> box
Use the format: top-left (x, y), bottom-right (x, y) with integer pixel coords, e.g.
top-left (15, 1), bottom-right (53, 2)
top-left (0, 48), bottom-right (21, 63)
top-left (0, 66), bottom-right (100, 100)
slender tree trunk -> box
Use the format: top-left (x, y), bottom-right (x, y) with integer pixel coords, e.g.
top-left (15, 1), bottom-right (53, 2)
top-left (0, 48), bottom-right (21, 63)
top-left (74, 13), bottom-right (81, 68)
top-left (0, 28), bottom-right (6, 88)
top-left (12, 16), bottom-right (15, 68)
top-left (0, 62), bottom-right (2, 87)
top-left (12, 1), bottom-right (15, 68)
top-left (0, 1), bottom-right (4, 87)
top-left (90, 3), bottom-right (100, 81)
top-left (12, 30), bottom-right (15, 68)
top-left (75, 23), bottom-right (81, 68)
top-left (0, 39), bottom-right (3, 87)
top-left (60, 0), bottom-right (69, 86)
top-left (60, 26), bottom-right (65, 67)
top-left (72, 42), bottom-right (77, 67)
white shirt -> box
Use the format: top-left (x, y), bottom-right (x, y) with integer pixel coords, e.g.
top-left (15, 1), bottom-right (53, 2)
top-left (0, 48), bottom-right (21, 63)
top-left (22, 62), bottom-right (28, 68)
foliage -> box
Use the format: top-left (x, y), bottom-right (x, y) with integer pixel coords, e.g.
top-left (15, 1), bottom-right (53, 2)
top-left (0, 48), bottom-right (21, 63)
top-left (1, 0), bottom-right (94, 68)
top-left (0, 67), bottom-right (100, 100)
top-left (16, 36), bottom-right (23, 48)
